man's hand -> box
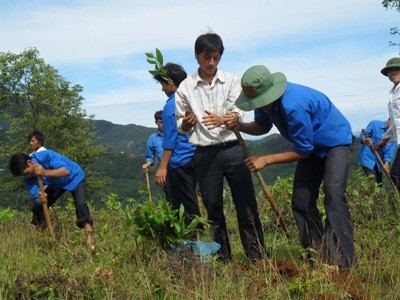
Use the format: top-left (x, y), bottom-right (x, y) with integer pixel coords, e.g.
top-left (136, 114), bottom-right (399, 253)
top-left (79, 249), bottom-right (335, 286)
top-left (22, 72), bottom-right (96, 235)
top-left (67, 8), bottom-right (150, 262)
top-left (383, 162), bottom-right (390, 174)
top-left (362, 137), bottom-right (373, 146)
top-left (142, 162), bottom-right (151, 173)
top-left (182, 110), bottom-right (198, 131)
top-left (202, 110), bottom-right (224, 130)
top-left (33, 164), bottom-right (44, 176)
top-left (155, 168), bottom-right (167, 187)
top-left (244, 156), bottom-right (268, 172)
top-left (223, 112), bottom-right (240, 130)
top-left (38, 191), bottom-right (48, 205)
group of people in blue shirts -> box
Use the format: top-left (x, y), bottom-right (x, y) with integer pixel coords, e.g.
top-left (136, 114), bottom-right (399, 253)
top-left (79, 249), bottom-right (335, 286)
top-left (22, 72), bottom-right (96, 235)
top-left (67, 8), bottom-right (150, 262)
top-left (8, 30), bottom-right (400, 269)
top-left (143, 30), bottom-right (400, 269)
top-left (9, 130), bottom-right (95, 250)
top-left (142, 32), bottom-right (358, 267)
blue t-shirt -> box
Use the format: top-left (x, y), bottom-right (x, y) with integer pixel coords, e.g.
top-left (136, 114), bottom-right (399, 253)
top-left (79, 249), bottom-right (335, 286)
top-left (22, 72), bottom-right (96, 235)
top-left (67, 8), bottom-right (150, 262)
top-left (254, 82), bottom-right (352, 157)
top-left (359, 120), bottom-right (395, 171)
top-left (145, 130), bottom-right (163, 165)
top-left (24, 149), bottom-right (85, 204)
top-left (162, 93), bottom-right (196, 169)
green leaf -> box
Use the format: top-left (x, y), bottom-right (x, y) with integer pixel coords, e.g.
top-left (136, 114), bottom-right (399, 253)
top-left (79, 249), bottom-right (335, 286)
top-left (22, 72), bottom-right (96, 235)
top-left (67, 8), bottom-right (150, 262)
top-left (173, 223), bottom-right (181, 233)
top-left (155, 48), bottom-right (163, 66)
top-left (179, 204), bottom-right (184, 219)
top-left (145, 48), bottom-right (173, 84)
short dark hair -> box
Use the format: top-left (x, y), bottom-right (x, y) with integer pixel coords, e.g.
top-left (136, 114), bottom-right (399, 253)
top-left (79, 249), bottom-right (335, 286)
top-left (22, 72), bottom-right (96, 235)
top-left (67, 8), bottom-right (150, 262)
top-left (28, 130), bottom-right (45, 146)
top-left (9, 153), bottom-right (30, 176)
top-left (195, 32), bottom-right (224, 56)
top-left (153, 63), bottom-right (187, 87)
top-left (154, 110), bottom-right (163, 121)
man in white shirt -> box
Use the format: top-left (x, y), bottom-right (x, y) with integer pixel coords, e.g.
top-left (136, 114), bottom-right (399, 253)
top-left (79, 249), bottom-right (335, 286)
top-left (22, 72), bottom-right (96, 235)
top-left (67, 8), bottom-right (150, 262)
top-left (175, 32), bottom-right (266, 262)
top-left (376, 57), bottom-right (400, 190)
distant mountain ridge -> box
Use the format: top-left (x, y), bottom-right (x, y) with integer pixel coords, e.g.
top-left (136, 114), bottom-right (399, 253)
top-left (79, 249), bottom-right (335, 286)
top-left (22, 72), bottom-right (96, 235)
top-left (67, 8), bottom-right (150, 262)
top-left (92, 119), bottom-right (294, 157)
top-left (94, 120), bottom-right (156, 155)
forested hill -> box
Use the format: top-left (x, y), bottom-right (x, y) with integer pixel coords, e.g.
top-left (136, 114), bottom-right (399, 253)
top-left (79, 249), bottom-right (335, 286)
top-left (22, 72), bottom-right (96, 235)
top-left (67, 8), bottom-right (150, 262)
top-left (93, 120), bottom-right (155, 155)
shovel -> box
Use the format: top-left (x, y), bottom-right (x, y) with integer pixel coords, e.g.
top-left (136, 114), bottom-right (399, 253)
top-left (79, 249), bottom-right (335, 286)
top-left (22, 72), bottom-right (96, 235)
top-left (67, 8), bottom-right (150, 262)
top-left (234, 130), bottom-right (290, 238)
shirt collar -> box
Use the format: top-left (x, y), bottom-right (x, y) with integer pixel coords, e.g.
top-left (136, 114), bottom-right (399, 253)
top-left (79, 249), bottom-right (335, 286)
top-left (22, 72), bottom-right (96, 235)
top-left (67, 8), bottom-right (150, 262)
top-left (391, 82), bottom-right (400, 93)
top-left (195, 69), bottom-right (225, 86)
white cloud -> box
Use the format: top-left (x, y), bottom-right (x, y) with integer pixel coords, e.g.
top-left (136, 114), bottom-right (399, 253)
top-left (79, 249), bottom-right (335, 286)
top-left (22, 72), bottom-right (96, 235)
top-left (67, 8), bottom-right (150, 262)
top-left (2, 0), bottom-right (397, 64)
top-left (84, 88), bottom-right (161, 107)
top-left (1, 0), bottom-right (399, 131)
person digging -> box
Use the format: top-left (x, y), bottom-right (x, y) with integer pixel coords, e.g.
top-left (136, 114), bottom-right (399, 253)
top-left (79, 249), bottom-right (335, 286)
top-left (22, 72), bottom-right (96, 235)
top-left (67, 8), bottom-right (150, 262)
top-left (8, 151), bottom-right (95, 251)
top-left (229, 64), bottom-right (357, 268)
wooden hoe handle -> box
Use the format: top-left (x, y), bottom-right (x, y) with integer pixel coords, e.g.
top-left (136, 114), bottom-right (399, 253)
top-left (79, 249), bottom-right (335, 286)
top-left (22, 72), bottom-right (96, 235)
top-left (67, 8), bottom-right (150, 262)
top-left (37, 176), bottom-right (55, 239)
top-left (145, 172), bottom-right (152, 202)
top-left (233, 130), bottom-right (290, 238)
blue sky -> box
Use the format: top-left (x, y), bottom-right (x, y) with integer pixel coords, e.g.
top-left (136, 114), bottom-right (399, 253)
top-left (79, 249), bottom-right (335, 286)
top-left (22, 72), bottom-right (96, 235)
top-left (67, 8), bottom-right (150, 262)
top-left (1, 0), bottom-right (399, 136)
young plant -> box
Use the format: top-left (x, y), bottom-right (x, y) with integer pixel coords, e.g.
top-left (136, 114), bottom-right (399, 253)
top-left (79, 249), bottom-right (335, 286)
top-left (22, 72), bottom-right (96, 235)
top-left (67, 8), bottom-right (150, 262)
top-left (125, 199), bottom-right (209, 250)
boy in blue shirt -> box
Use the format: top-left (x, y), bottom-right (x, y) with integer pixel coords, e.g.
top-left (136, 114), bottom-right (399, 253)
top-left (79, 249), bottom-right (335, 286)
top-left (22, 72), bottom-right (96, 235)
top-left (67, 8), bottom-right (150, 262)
top-left (359, 119), bottom-right (395, 184)
top-left (229, 65), bottom-right (356, 268)
top-left (9, 150), bottom-right (94, 248)
top-left (151, 62), bottom-right (201, 225)
top-left (143, 110), bottom-right (172, 202)
top-left (143, 111), bottom-right (164, 172)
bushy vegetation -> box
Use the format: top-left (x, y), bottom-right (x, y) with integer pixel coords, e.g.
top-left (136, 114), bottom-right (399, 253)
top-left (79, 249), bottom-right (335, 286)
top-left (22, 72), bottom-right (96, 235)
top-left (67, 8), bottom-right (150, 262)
top-left (1, 170), bottom-right (399, 299)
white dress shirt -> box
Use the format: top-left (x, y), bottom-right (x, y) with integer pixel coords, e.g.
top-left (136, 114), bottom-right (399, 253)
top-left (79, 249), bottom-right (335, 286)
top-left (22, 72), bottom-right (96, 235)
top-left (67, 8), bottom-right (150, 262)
top-left (175, 70), bottom-right (244, 146)
top-left (383, 83), bottom-right (400, 144)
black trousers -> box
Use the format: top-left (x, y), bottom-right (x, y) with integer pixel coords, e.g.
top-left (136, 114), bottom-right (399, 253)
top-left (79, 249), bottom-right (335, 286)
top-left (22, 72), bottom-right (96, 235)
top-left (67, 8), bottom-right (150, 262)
top-left (361, 164), bottom-right (383, 185)
top-left (31, 180), bottom-right (93, 228)
top-left (194, 142), bottom-right (265, 261)
top-left (168, 158), bottom-right (201, 225)
top-left (390, 146), bottom-right (400, 190)
top-left (292, 146), bottom-right (356, 267)
top-left (162, 177), bottom-right (173, 204)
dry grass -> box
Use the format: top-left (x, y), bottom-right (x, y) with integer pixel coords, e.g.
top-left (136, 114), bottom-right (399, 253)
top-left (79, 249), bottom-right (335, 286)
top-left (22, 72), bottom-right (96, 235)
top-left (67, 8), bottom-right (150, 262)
top-left (1, 172), bottom-right (400, 299)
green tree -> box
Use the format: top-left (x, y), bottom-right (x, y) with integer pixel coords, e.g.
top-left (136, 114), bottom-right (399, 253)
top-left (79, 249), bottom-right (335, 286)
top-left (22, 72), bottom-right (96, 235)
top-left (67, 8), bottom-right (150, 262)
top-left (382, 0), bottom-right (400, 11)
top-left (0, 48), bottom-right (109, 203)
top-left (382, 0), bottom-right (400, 53)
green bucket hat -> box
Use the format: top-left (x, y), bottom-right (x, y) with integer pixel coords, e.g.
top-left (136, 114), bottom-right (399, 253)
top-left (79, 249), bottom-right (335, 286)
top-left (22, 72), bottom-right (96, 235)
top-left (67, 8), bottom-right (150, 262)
top-left (381, 57), bottom-right (400, 76)
top-left (235, 65), bottom-right (287, 111)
